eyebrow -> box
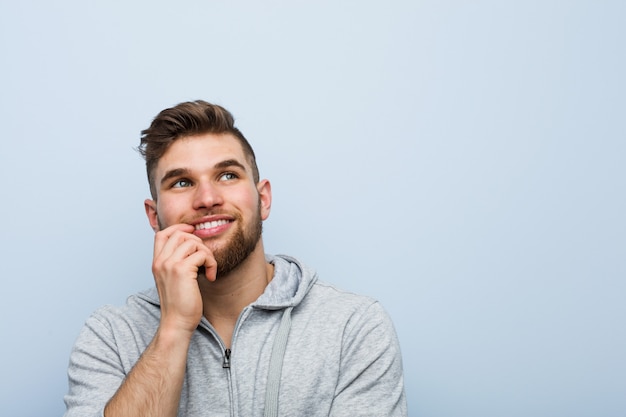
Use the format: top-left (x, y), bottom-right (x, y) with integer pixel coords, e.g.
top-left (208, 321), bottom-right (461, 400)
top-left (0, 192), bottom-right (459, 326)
top-left (159, 159), bottom-right (248, 187)
top-left (160, 168), bottom-right (191, 187)
top-left (214, 159), bottom-right (247, 172)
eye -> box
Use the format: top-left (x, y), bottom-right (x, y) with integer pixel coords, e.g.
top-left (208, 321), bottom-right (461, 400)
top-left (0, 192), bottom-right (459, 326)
top-left (172, 179), bottom-right (192, 188)
top-left (219, 172), bottom-right (238, 181)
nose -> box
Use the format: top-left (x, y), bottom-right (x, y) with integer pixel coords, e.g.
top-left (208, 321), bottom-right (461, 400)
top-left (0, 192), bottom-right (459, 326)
top-left (192, 181), bottom-right (224, 210)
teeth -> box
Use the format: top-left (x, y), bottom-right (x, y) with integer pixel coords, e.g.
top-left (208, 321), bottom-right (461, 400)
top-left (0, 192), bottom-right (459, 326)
top-left (195, 220), bottom-right (229, 230)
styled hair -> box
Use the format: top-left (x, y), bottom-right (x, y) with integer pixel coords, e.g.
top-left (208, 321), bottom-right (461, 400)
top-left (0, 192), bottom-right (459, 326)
top-left (138, 100), bottom-right (259, 199)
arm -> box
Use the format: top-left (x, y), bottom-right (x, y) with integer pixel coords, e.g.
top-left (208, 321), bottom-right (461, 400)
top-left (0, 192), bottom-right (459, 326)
top-left (104, 224), bottom-right (216, 417)
top-left (330, 302), bottom-right (408, 417)
top-left (103, 325), bottom-right (192, 417)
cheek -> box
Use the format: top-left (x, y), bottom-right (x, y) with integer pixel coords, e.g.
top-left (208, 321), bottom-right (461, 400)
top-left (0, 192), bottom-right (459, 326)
top-left (232, 185), bottom-right (258, 206)
top-left (244, 191), bottom-right (262, 214)
top-left (155, 198), bottom-right (182, 225)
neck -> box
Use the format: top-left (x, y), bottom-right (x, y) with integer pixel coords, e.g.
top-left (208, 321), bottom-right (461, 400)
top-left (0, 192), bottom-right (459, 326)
top-left (197, 242), bottom-right (273, 343)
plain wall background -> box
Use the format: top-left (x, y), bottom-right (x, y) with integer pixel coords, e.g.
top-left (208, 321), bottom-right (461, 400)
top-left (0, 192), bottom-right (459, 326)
top-left (1, 1), bottom-right (624, 416)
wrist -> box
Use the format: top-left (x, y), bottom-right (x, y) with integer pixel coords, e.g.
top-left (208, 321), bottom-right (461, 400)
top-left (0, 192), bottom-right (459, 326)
top-left (154, 321), bottom-right (196, 350)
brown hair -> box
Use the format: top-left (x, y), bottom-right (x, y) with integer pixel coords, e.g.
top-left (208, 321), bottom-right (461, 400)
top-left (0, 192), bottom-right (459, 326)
top-left (138, 100), bottom-right (259, 199)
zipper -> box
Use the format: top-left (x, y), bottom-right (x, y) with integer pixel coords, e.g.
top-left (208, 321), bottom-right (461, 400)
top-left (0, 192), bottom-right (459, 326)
top-left (222, 348), bottom-right (231, 368)
top-left (199, 306), bottom-right (252, 417)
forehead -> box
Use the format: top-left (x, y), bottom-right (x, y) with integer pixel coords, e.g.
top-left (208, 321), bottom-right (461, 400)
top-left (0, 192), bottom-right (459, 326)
top-left (155, 133), bottom-right (249, 176)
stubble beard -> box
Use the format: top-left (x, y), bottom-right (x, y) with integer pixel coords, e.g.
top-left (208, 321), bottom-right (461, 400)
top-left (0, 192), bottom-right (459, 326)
top-left (157, 202), bottom-right (263, 279)
top-left (210, 207), bottom-right (263, 278)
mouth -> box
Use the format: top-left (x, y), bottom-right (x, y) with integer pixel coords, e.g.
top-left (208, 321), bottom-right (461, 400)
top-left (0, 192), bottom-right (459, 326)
top-left (191, 216), bottom-right (235, 239)
top-left (194, 219), bottom-right (231, 231)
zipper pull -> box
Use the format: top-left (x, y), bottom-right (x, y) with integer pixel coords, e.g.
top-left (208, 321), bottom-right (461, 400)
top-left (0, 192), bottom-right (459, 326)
top-left (222, 348), bottom-right (231, 368)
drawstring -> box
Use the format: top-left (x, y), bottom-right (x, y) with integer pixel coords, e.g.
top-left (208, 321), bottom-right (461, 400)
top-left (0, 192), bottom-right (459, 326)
top-left (263, 306), bottom-right (293, 417)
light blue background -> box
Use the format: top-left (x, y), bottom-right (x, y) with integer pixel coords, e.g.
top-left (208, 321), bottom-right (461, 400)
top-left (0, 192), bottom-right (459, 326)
top-left (1, 1), bottom-right (624, 416)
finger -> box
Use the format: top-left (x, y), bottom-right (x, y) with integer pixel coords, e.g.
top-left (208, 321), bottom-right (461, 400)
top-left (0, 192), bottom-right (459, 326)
top-left (152, 224), bottom-right (217, 282)
top-left (154, 226), bottom-right (201, 260)
top-left (154, 224), bottom-right (195, 253)
top-left (184, 242), bottom-right (216, 279)
top-left (156, 223), bottom-right (196, 239)
top-left (167, 238), bottom-right (204, 263)
top-left (182, 244), bottom-right (217, 282)
top-left (155, 236), bottom-right (193, 271)
top-left (152, 240), bottom-right (202, 281)
top-left (203, 252), bottom-right (218, 282)
top-left (167, 238), bottom-right (213, 269)
top-left (185, 247), bottom-right (217, 281)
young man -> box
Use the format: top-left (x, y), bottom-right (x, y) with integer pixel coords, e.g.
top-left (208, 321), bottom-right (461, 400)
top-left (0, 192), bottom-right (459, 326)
top-left (63, 100), bottom-right (407, 417)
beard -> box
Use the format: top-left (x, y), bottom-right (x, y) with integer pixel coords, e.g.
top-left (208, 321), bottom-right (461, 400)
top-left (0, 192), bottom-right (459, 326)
top-left (158, 201), bottom-right (263, 279)
top-left (209, 207), bottom-right (263, 278)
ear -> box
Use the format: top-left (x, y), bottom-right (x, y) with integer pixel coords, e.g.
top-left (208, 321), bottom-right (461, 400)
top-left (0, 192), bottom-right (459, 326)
top-left (144, 199), bottom-right (159, 232)
top-left (257, 179), bottom-right (272, 221)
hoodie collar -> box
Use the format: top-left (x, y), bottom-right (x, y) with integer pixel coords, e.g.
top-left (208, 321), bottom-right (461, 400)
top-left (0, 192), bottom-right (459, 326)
top-left (138, 254), bottom-right (317, 310)
top-left (253, 254), bottom-right (317, 309)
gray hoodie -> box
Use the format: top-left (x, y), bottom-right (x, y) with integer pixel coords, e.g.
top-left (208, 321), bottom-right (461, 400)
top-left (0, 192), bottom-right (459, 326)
top-left (64, 255), bottom-right (407, 416)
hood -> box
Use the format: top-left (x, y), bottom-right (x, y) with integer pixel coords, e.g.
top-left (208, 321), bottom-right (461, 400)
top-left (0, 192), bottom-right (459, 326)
top-left (137, 254), bottom-right (318, 310)
top-left (254, 254), bottom-right (318, 310)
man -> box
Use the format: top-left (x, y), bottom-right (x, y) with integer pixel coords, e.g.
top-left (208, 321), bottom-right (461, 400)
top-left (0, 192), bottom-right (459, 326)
top-left (63, 100), bottom-right (407, 416)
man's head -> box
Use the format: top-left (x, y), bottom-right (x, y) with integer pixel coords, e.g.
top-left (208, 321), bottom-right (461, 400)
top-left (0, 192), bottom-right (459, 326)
top-left (139, 100), bottom-right (259, 200)
top-left (140, 101), bottom-right (271, 278)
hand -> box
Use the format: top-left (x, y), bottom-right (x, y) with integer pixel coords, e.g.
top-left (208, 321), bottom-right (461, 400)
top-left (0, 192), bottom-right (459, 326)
top-left (151, 224), bottom-right (217, 335)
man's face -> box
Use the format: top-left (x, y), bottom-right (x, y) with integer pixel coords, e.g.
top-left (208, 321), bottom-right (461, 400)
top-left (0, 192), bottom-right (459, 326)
top-left (144, 133), bottom-right (271, 277)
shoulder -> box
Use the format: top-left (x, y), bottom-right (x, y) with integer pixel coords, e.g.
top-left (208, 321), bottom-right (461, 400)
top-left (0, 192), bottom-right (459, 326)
top-left (306, 279), bottom-right (380, 311)
top-left (82, 287), bottom-right (161, 341)
top-left (67, 289), bottom-right (162, 396)
top-left (299, 280), bottom-right (396, 335)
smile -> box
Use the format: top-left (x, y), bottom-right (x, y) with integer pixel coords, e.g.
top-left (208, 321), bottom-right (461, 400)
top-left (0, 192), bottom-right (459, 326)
top-left (195, 219), bottom-right (231, 230)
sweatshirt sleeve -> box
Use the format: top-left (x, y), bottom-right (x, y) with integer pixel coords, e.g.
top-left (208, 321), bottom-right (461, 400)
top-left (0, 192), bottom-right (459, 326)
top-left (63, 312), bottom-right (128, 417)
top-left (330, 301), bottom-right (408, 417)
